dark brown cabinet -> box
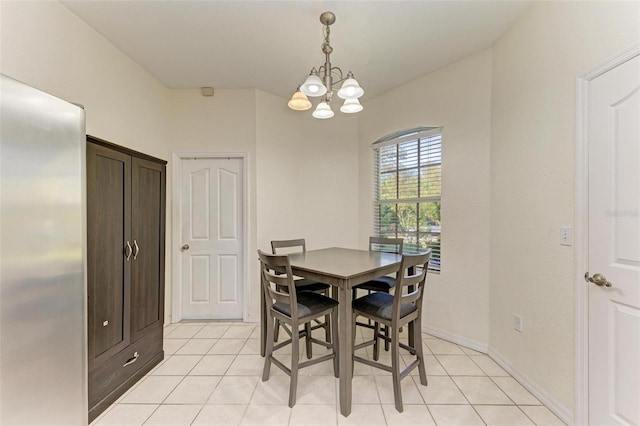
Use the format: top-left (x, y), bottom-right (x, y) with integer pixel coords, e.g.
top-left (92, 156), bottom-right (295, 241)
top-left (87, 136), bottom-right (166, 422)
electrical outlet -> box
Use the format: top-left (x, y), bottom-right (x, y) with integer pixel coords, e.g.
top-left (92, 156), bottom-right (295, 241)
top-left (560, 226), bottom-right (573, 246)
top-left (513, 315), bottom-right (523, 333)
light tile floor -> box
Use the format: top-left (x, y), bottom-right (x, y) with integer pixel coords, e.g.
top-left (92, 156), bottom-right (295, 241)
top-left (91, 322), bottom-right (565, 426)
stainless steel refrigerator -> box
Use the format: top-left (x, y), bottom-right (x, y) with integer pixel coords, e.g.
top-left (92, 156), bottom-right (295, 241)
top-left (0, 74), bottom-right (88, 425)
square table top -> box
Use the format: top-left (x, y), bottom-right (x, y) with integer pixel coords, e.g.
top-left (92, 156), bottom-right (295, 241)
top-left (287, 247), bottom-right (402, 281)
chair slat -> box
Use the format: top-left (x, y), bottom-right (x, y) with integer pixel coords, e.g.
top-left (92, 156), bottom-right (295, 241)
top-left (369, 236), bottom-right (404, 254)
top-left (271, 238), bottom-right (307, 254)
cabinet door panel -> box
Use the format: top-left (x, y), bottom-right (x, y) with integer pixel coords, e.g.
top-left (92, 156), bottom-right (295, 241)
top-left (130, 157), bottom-right (165, 342)
top-left (87, 143), bottom-right (131, 368)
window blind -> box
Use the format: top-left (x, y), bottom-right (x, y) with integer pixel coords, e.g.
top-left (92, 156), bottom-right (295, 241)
top-left (373, 127), bottom-right (442, 271)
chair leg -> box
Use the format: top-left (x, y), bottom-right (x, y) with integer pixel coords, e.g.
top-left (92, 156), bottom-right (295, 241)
top-left (262, 315), bottom-right (275, 381)
top-left (324, 313), bottom-right (331, 343)
top-left (289, 321), bottom-right (300, 408)
top-left (413, 318), bottom-right (427, 386)
top-left (305, 322), bottom-right (313, 359)
top-left (390, 325), bottom-right (403, 413)
top-left (274, 319), bottom-right (280, 342)
top-left (384, 325), bottom-right (390, 351)
top-left (373, 322), bottom-right (380, 361)
top-left (331, 307), bottom-right (339, 378)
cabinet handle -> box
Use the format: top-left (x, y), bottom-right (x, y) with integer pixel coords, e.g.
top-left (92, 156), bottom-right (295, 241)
top-left (125, 241), bottom-right (132, 261)
top-left (132, 240), bottom-right (140, 260)
top-left (123, 351), bottom-right (139, 367)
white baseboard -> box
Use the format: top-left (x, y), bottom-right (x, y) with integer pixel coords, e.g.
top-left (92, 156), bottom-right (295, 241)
top-left (422, 325), bottom-right (489, 354)
top-left (488, 347), bottom-right (573, 425)
top-left (421, 325), bottom-right (572, 425)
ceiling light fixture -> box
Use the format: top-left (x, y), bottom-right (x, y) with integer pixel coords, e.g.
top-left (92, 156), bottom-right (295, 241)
top-left (288, 11), bottom-right (364, 119)
top-left (287, 87), bottom-right (312, 111)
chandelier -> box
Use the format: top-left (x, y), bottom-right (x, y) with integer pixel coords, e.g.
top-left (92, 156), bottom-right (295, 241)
top-left (287, 11), bottom-right (364, 119)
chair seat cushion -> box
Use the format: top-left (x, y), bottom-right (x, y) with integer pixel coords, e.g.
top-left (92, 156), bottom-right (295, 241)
top-left (352, 276), bottom-right (396, 292)
top-left (352, 292), bottom-right (416, 321)
top-left (294, 278), bottom-right (331, 293)
top-left (274, 292), bottom-right (338, 318)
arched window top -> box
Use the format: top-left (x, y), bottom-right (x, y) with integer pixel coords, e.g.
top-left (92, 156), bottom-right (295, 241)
top-left (371, 126), bottom-right (443, 149)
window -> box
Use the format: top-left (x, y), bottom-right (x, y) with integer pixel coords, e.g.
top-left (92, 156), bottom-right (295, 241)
top-left (373, 127), bottom-right (442, 272)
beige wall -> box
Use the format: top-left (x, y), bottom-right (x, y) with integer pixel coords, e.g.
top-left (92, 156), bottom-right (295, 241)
top-left (297, 115), bottom-right (360, 251)
top-left (255, 90), bottom-right (360, 250)
top-left (489, 1), bottom-right (640, 419)
top-left (168, 88), bottom-right (258, 321)
top-left (0, 1), bottom-right (171, 158)
top-left (358, 50), bottom-right (493, 348)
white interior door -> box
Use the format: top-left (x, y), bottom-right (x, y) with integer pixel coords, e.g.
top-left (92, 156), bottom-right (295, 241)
top-left (588, 54), bottom-right (640, 425)
top-left (180, 157), bottom-right (243, 319)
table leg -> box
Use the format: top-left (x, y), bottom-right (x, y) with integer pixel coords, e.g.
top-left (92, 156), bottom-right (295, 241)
top-left (338, 279), bottom-right (352, 417)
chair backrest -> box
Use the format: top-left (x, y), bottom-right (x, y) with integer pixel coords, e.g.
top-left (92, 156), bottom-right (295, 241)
top-left (271, 238), bottom-right (307, 255)
top-left (392, 250), bottom-right (432, 321)
top-left (258, 249), bottom-right (298, 318)
top-left (369, 236), bottom-right (403, 254)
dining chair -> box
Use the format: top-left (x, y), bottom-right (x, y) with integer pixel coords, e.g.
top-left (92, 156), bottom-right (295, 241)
top-left (258, 250), bottom-right (339, 408)
top-left (352, 250), bottom-right (431, 413)
top-left (271, 238), bottom-right (332, 358)
top-left (352, 236), bottom-right (403, 355)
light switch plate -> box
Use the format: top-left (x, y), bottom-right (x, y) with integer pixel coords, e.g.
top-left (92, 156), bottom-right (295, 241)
top-left (560, 226), bottom-right (573, 246)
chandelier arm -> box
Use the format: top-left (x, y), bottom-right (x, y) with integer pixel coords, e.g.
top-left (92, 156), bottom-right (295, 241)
top-left (330, 67), bottom-right (345, 83)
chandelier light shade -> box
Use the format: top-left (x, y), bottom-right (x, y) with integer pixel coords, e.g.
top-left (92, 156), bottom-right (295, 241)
top-left (340, 98), bottom-right (363, 113)
top-left (337, 72), bottom-right (364, 100)
top-left (287, 88), bottom-right (312, 111)
top-left (300, 71), bottom-right (327, 97)
top-left (289, 11), bottom-right (363, 119)
top-left (312, 101), bottom-right (334, 119)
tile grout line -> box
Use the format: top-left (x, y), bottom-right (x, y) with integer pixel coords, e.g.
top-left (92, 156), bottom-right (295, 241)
top-left (485, 375), bottom-right (541, 426)
top-left (198, 334), bottom-right (246, 425)
top-left (144, 325), bottom-right (207, 424)
top-left (445, 361), bottom-right (489, 426)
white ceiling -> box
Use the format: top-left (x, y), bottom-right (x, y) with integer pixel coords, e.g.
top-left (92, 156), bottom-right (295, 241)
top-left (61, 1), bottom-right (531, 100)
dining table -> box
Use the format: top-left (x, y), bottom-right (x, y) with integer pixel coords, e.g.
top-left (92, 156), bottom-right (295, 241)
top-left (259, 247), bottom-right (403, 417)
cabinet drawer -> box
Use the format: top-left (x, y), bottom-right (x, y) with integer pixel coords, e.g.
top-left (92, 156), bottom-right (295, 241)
top-left (89, 325), bottom-right (163, 409)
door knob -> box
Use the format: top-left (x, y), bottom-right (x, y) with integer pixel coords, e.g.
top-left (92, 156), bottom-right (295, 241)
top-left (587, 273), bottom-right (612, 288)
top-left (181, 244), bottom-right (190, 251)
